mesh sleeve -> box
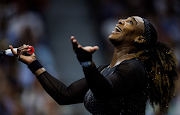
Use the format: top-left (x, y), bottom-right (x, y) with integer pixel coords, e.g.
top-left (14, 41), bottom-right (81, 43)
top-left (37, 71), bottom-right (89, 105)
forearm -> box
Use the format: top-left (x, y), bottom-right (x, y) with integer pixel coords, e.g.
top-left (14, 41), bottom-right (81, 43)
top-left (37, 71), bottom-right (88, 105)
top-left (28, 60), bottom-right (89, 105)
top-left (72, 40), bottom-right (112, 98)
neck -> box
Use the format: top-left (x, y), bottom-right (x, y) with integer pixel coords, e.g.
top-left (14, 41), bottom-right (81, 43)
top-left (110, 45), bottom-right (137, 68)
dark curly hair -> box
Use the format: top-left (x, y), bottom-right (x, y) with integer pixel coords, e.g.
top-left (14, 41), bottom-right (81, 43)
top-left (135, 18), bottom-right (178, 114)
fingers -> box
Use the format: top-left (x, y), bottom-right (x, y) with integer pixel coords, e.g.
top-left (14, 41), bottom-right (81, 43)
top-left (9, 44), bottom-right (31, 58)
top-left (70, 36), bottom-right (99, 54)
top-left (71, 36), bottom-right (82, 52)
top-left (17, 44), bottom-right (29, 57)
top-left (9, 45), bottom-right (17, 56)
top-left (92, 46), bottom-right (99, 50)
top-left (17, 44), bottom-right (29, 54)
top-left (82, 46), bottom-right (99, 53)
top-left (71, 36), bottom-right (78, 48)
top-left (91, 46), bottom-right (99, 53)
top-left (17, 49), bottom-right (31, 60)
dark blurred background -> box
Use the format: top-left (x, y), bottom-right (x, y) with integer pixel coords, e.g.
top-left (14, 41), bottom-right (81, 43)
top-left (0, 0), bottom-right (180, 115)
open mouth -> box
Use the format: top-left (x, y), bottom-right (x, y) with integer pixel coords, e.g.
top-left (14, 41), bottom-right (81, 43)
top-left (115, 26), bottom-right (122, 32)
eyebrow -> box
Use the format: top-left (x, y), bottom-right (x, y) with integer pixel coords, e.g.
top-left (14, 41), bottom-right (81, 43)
top-left (130, 17), bottom-right (137, 25)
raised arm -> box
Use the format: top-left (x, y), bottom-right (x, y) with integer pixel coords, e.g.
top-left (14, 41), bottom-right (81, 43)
top-left (70, 38), bottom-right (148, 100)
top-left (9, 44), bottom-right (89, 105)
top-left (36, 70), bottom-right (89, 105)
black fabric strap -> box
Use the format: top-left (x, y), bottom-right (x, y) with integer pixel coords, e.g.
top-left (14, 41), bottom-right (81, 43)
top-left (28, 60), bottom-right (43, 74)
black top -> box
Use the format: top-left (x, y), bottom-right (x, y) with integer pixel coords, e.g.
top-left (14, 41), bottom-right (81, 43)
top-left (36, 58), bottom-right (149, 115)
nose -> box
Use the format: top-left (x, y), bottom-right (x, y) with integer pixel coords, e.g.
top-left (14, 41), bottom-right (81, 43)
top-left (118, 19), bottom-right (125, 25)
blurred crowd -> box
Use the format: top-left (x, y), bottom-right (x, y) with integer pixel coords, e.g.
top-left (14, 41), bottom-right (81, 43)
top-left (0, 0), bottom-right (61, 115)
top-left (0, 0), bottom-right (180, 115)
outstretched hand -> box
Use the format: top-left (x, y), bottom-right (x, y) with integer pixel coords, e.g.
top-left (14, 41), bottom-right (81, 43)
top-left (71, 36), bottom-right (99, 54)
top-left (9, 44), bottom-right (36, 65)
top-left (71, 36), bottom-right (99, 63)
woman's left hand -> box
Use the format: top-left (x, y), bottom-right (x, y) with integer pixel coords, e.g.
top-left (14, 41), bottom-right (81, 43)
top-left (70, 36), bottom-right (99, 63)
top-left (71, 36), bottom-right (99, 54)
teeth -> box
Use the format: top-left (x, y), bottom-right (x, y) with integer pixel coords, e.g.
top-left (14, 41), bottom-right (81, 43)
top-left (115, 27), bottom-right (121, 32)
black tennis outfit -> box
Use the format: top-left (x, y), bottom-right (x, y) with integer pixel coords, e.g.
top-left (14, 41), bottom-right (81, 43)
top-left (36, 58), bottom-right (149, 115)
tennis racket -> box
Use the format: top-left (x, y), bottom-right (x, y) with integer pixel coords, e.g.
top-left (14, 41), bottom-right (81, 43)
top-left (0, 46), bottom-right (34, 58)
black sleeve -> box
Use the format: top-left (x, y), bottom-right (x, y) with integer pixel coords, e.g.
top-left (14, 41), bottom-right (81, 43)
top-left (36, 71), bottom-right (89, 105)
top-left (83, 59), bottom-right (148, 99)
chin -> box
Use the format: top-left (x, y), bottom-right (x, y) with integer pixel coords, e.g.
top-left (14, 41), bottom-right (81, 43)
top-left (108, 35), bottom-right (120, 41)
top-left (108, 34), bottom-right (116, 40)
top-left (108, 36), bottom-right (112, 40)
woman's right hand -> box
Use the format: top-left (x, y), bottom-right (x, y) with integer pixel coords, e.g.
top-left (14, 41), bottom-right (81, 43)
top-left (9, 44), bottom-right (36, 65)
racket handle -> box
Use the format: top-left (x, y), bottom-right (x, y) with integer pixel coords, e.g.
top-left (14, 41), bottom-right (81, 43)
top-left (1, 46), bottom-right (34, 56)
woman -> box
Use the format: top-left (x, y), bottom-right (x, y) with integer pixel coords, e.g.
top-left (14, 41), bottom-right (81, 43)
top-left (10, 16), bottom-right (178, 115)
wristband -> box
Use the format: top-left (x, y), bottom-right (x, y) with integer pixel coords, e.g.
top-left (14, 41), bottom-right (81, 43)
top-left (28, 60), bottom-right (43, 74)
top-left (80, 61), bottom-right (92, 67)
